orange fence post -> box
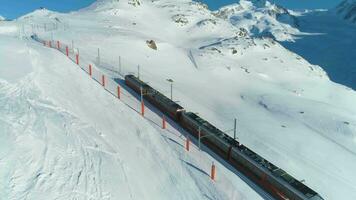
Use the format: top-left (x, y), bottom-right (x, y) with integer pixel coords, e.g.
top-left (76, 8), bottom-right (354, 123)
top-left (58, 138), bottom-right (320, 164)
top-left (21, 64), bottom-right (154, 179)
top-left (141, 101), bottom-right (145, 116)
top-left (76, 54), bottom-right (79, 65)
top-left (89, 64), bottom-right (92, 76)
top-left (117, 85), bottom-right (121, 99)
top-left (102, 75), bottom-right (105, 87)
top-left (162, 115), bottom-right (166, 129)
top-left (66, 46), bottom-right (69, 56)
top-left (57, 41), bottom-right (60, 49)
top-left (211, 162), bottom-right (216, 181)
top-left (186, 137), bottom-right (190, 151)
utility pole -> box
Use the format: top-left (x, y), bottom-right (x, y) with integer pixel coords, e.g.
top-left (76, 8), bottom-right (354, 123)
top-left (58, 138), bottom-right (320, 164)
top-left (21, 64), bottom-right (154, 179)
top-left (166, 79), bottom-right (174, 100)
top-left (119, 56), bottom-right (122, 75)
top-left (234, 118), bottom-right (237, 140)
top-left (97, 48), bottom-right (100, 65)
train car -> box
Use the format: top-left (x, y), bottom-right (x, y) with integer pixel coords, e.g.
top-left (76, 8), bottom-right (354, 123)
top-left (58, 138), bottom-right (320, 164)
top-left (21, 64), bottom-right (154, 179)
top-left (180, 112), bottom-right (239, 160)
top-left (125, 75), bottom-right (184, 121)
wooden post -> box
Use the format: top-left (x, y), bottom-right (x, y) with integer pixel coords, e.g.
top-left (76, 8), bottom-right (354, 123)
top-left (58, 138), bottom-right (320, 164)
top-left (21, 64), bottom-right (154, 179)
top-left (57, 41), bottom-right (60, 49)
top-left (89, 64), bottom-right (92, 76)
top-left (102, 75), bottom-right (105, 87)
top-left (141, 101), bottom-right (145, 116)
top-left (66, 46), bottom-right (69, 56)
top-left (186, 137), bottom-right (190, 151)
top-left (211, 162), bottom-right (216, 181)
top-left (162, 115), bottom-right (166, 129)
top-left (117, 85), bottom-right (121, 99)
top-left (76, 54), bottom-right (79, 65)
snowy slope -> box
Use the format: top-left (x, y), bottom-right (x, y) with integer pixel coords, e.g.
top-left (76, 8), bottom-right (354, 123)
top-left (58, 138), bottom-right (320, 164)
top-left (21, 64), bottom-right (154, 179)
top-left (0, 15), bottom-right (5, 21)
top-left (213, 0), bottom-right (300, 41)
top-left (0, 27), bottom-right (262, 199)
top-left (2, 0), bottom-right (356, 199)
top-left (337, 0), bottom-right (356, 23)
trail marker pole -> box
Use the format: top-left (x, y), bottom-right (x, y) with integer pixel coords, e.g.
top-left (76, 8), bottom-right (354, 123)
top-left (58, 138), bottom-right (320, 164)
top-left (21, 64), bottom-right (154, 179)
top-left (66, 46), bottom-right (69, 56)
top-left (211, 162), bottom-right (216, 181)
top-left (89, 64), bottom-right (92, 76)
top-left (57, 41), bottom-right (60, 49)
top-left (102, 75), bottom-right (105, 87)
top-left (186, 137), bottom-right (190, 151)
top-left (117, 85), bottom-right (121, 99)
top-left (162, 115), bottom-right (166, 129)
top-left (76, 54), bottom-right (79, 65)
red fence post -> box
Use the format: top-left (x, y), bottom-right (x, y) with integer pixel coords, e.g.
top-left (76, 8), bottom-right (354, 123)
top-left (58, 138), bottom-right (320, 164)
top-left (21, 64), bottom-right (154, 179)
top-left (117, 85), bottom-right (121, 99)
top-left (186, 137), bottom-right (190, 151)
top-left (141, 101), bottom-right (145, 116)
top-left (89, 64), bottom-right (92, 76)
top-left (66, 46), bottom-right (69, 56)
top-left (76, 54), bottom-right (79, 65)
top-left (102, 75), bottom-right (105, 87)
top-left (211, 162), bottom-right (216, 181)
top-left (57, 41), bottom-right (60, 49)
top-left (162, 115), bottom-right (166, 129)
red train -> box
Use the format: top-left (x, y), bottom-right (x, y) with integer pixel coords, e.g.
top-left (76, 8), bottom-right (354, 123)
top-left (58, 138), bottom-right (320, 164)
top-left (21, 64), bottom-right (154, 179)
top-left (125, 74), bottom-right (324, 200)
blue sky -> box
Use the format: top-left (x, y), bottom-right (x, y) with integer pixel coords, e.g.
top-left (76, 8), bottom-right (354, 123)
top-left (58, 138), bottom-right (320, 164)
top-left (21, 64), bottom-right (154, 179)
top-left (0, 0), bottom-right (344, 20)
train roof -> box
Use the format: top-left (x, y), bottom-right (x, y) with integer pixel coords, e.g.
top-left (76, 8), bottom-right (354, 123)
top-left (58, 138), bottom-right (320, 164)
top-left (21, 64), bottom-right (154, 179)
top-left (125, 75), bottom-right (184, 110)
top-left (183, 112), bottom-right (239, 146)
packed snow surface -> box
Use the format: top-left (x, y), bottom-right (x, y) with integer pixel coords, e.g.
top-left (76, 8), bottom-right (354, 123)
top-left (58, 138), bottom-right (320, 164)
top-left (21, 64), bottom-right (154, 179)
top-left (1, 0), bottom-right (356, 199)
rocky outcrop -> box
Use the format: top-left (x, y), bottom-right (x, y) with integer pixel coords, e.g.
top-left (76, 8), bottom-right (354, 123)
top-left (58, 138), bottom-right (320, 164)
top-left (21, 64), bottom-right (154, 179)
top-left (146, 40), bottom-right (157, 50)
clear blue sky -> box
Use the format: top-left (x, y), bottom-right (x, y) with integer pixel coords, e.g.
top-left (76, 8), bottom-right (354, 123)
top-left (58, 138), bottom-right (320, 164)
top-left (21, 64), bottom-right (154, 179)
top-left (0, 0), bottom-right (344, 20)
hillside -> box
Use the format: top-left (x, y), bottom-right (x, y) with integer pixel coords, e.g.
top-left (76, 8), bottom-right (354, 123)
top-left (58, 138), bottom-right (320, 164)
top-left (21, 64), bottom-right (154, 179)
top-left (1, 0), bottom-right (356, 199)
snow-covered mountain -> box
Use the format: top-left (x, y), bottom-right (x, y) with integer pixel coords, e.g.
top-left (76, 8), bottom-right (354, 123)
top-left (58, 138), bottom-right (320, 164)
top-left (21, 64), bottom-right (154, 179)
top-left (0, 15), bottom-right (5, 21)
top-left (337, 0), bottom-right (356, 23)
top-left (1, 0), bottom-right (356, 199)
top-left (213, 0), bottom-right (300, 41)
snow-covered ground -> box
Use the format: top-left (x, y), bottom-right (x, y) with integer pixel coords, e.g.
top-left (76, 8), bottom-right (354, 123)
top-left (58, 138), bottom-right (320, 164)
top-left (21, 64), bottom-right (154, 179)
top-left (1, 0), bottom-right (356, 199)
top-left (0, 30), bottom-right (266, 199)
